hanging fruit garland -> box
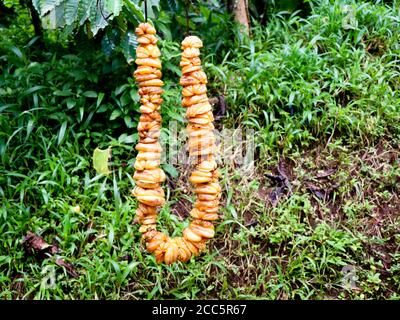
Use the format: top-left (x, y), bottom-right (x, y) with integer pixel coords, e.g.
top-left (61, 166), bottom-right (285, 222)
top-left (132, 23), bottom-right (221, 264)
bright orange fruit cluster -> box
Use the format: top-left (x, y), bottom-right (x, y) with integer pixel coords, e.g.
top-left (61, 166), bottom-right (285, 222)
top-left (132, 23), bottom-right (221, 264)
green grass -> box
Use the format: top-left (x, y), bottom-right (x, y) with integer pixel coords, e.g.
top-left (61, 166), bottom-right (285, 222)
top-left (1, 0), bottom-right (399, 299)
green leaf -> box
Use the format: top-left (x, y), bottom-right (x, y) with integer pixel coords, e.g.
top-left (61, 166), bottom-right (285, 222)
top-left (105, 0), bottom-right (122, 18)
top-left (157, 22), bottom-right (172, 41)
top-left (118, 133), bottom-right (136, 144)
top-left (123, 0), bottom-right (144, 22)
top-left (120, 261), bottom-right (141, 283)
top-left (92, 147), bottom-right (111, 175)
top-left (120, 91), bottom-right (131, 106)
top-left (79, 107), bottom-right (84, 122)
top-left (11, 46), bottom-right (23, 59)
top-left (82, 91), bottom-right (97, 98)
top-left (164, 61), bottom-right (180, 76)
top-left (89, 0), bottom-right (108, 35)
top-left (108, 224), bottom-right (115, 247)
top-left (26, 119), bottom-right (34, 141)
top-left (115, 15), bottom-right (127, 32)
top-left (77, 0), bottom-right (96, 25)
top-left (162, 163), bottom-right (178, 179)
top-left (110, 109), bottom-right (122, 120)
top-left (65, 0), bottom-right (79, 25)
top-left (109, 259), bottom-right (120, 276)
top-left (23, 86), bottom-right (46, 96)
top-left (54, 90), bottom-right (73, 96)
top-left (97, 92), bottom-right (105, 108)
top-left (39, 0), bottom-right (63, 16)
top-left (115, 84), bottom-right (129, 96)
top-left (227, 204), bottom-right (237, 219)
top-left (66, 98), bottom-right (76, 109)
top-left (113, 173), bottom-right (121, 211)
top-left (97, 104), bottom-right (109, 113)
top-left (146, 0), bottom-right (160, 19)
top-left (41, 1), bottom-right (66, 28)
top-left (57, 121), bottom-right (67, 145)
top-left (121, 31), bottom-right (137, 64)
top-left (167, 110), bottom-right (184, 122)
top-left (124, 115), bottom-right (134, 128)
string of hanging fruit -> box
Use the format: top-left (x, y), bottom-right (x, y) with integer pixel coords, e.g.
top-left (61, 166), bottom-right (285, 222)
top-left (131, 22), bottom-right (221, 264)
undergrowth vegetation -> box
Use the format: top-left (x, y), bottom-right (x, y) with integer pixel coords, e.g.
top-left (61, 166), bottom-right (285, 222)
top-left (0, 0), bottom-right (399, 299)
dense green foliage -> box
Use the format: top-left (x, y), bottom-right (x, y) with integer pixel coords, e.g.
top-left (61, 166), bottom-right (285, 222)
top-left (0, 0), bottom-right (399, 299)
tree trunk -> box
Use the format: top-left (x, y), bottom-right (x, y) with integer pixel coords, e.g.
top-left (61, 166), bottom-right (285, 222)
top-left (25, 0), bottom-right (43, 37)
top-left (231, 0), bottom-right (250, 35)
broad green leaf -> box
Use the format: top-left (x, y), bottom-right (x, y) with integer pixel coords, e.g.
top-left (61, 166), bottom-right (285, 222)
top-left (41, 1), bottom-right (66, 28)
top-left (121, 30), bottom-right (137, 64)
top-left (105, 0), bottom-right (123, 18)
top-left (89, 0), bottom-right (108, 35)
top-left (39, 0), bottom-right (63, 16)
top-left (77, 0), bottom-right (96, 25)
top-left (29, 0), bottom-right (125, 33)
top-left (92, 147), bottom-right (111, 175)
top-left (123, 0), bottom-right (144, 22)
top-left (146, 0), bottom-right (160, 19)
top-left (65, 0), bottom-right (79, 25)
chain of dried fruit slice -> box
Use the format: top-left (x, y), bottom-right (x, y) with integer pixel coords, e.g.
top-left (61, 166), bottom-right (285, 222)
top-left (132, 24), bottom-right (220, 265)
